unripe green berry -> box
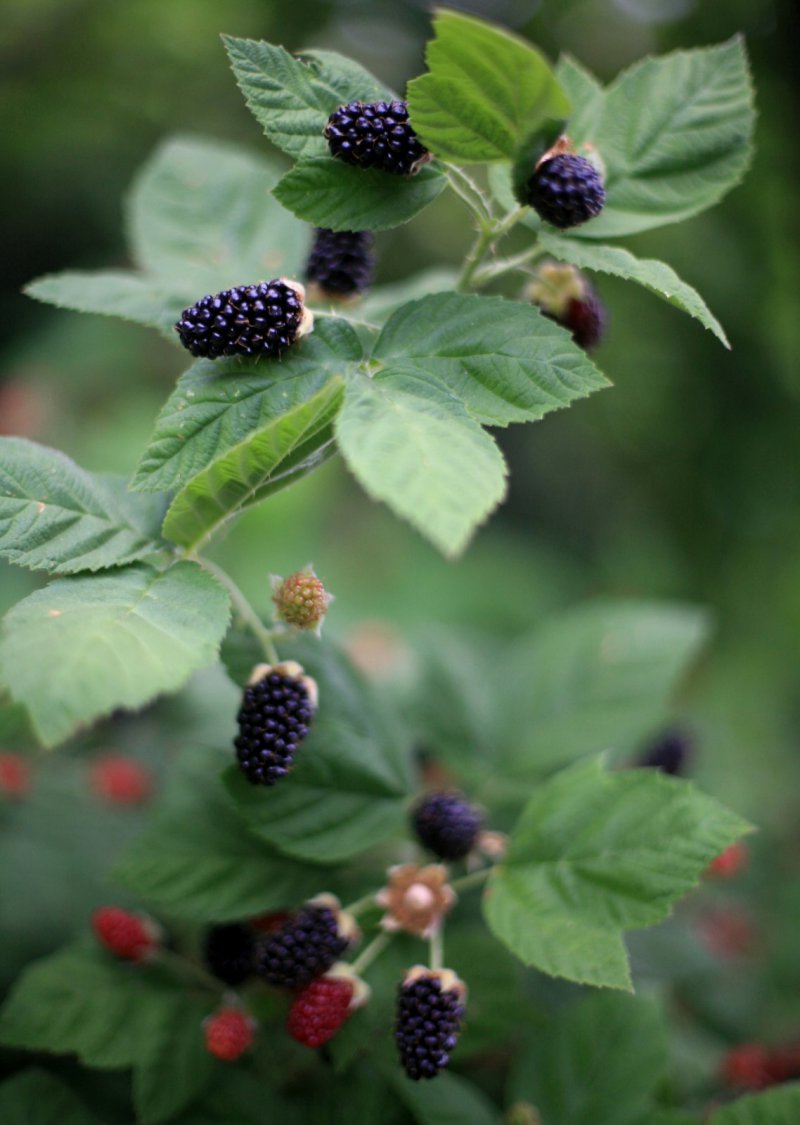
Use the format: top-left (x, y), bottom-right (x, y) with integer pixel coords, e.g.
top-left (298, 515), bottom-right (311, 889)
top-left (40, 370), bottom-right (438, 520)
top-left (271, 568), bottom-right (332, 631)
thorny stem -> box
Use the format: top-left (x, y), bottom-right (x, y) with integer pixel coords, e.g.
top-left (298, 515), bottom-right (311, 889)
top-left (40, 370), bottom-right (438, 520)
top-left (429, 927), bottom-right (444, 972)
top-left (350, 930), bottom-right (393, 976)
top-left (450, 867), bottom-right (491, 893)
top-left (445, 165), bottom-right (494, 224)
top-left (198, 557), bottom-right (280, 664)
top-left (471, 242), bottom-right (547, 287)
top-left (456, 204), bottom-right (532, 293)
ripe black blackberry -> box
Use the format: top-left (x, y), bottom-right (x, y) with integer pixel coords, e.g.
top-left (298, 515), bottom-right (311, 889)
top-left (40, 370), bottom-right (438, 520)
top-left (234, 661), bottom-right (317, 786)
top-left (256, 897), bottom-right (357, 990)
top-left (412, 791), bottom-right (483, 861)
top-left (395, 967), bottom-right (466, 1080)
top-left (639, 728), bottom-right (694, 776)
top-left (324, 100), bottom-right (430, 177)
top-left (304, 229), bottom-right (376, 300)
top-left (175, 279), bottom-right (312, 359)
top-left (203, 923), bottom-right (256, 987)
top-left (526, 153), bottom-right (605, 229)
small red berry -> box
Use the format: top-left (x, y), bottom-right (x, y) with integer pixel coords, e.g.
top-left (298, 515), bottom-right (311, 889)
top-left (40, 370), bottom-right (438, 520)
top-left (0, 753), bottom-right (31, 798)
top-left (706, 841), bottom-right (748, 880)
top-left (91, 906), bottom-right (159, 961)
top-left (697, 906), bottom-right (756, 959)
top-left (204, 1008), bottom-right (255, 1061)
top-left (765, 1043), bottom-right (800, 1083)
top-left (90, 754), bottom-right (153, 805)
top-left (722, 1043), bottom-right (770, 1090)
top-left (288, 975), bottom-right (355, 1048)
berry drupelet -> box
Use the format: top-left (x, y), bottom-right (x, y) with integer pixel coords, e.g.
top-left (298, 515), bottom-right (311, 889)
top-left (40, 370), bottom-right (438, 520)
top-left (525, 145), bottom-right (605, 229)
top-left (203, 923), bottom-right (256, 987)
top-left (234, 661), bottom-right (318, 786)
top-left (304, 228), bottom-right (376, 300)
top-left (395, 967), bottom-right (466, 1080)
top-left (324, 100), bottom-right (430, 176)
top-left (256, 896), bottom-right (358, 990)
top-left (175, 279), bottom-right (313, 360)
top-left (412, 790), bottom-right (483, 861)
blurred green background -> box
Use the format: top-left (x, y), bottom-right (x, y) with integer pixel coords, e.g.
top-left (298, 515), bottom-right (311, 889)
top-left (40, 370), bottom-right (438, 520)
top-left (1, 0), bottom-right (798, 1106)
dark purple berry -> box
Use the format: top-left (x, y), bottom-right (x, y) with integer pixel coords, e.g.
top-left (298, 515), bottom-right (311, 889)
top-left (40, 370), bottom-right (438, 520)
top-left (234, 663), bottom-right (317, 786)
top-left (395, 969), bottom-right (465, 1080)
top-left (324, 100), bottom-right (429, 177)
top-left (526, 153), bottom-right (605, 229)
top-left (543, 289), bottom-right (607, 350)
top-left (175, 279), bottom-right (310, 360)
top-left (204, 923), bottom-right (256, 986)
top-left (639, 728), bottom-right (694, 776)
top-left (305, 228), bottom-right (376, 299)
top-left (412, 791), bottom-right (483, 861)
top-left (256, 901), bottom-right (352, 989)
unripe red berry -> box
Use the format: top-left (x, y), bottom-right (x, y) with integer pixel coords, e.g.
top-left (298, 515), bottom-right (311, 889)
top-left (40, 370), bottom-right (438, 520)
top-left (288, 968), bottom-right (368, 1048)
top-left (204, 1008), bottom-right (255, 1061)
top-left (91, 906), bottom-right (159, 961)
top-left (706, 841), bottom-right (748, 880)
top-left (90, 754), bottom-right (153, 805)
top-left (721, 1043), bottom-right (770, 1090)
top-left (0, 753), bottom-right (31, 798)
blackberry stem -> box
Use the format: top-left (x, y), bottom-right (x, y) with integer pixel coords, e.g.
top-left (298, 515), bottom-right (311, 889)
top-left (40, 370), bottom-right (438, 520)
top-left (456, 205), bottom-right (530, 293)
top-left (198, 557), bottom-right (280, 663)
top-left (446, 165), bottom-right (493, 224)
top-left (350, 930), bottom-right (392, 975)
top-left (450, 867), bottom-right (491, 893)
top-left (472, 243), bottom-right (547, 286)
top-left (429, 927), bottom-right (444, 972)
top-left (343, 891), bottom-right (378, 916)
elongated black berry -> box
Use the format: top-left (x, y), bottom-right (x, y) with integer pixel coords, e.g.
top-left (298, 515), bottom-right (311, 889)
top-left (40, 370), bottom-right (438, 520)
top-left (324, 100), bottom-right (429, 177)
top-left (526, 153), bottom-right (605, 229)
top-left (204, 924), bottom-right (256, 986)
top-left (175, 279), bottom-right (312, 359)
top-left (305, 229), bottom-right (376, 299)
top-left (234, 662), bottom-right (317, 786)
top-left (412, 791), bottom-right (483, 861)
top-left (257, 898), bottom-right (354, 989)
top-left (395, 968), bottom-right (466, 1080)
top-left (639, 728), bottom-right (694, 776)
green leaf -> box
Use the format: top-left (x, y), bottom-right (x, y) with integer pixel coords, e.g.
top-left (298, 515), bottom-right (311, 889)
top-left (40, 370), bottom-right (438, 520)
top-left (273, 159), bottom-right (447, 232)
top-left (128, 135), bottom-right (308, 293)
top-left (710, 1085), bottom-right (800, 1123)
top-left (0, 562), bottom-right (230, 747)
top-left (407, 9), bottom-right (569, 163)
top-left (335, 369), bottom-right (507, 558)
top-left (161, 376), bottom-right (345, 549)
top-left (538, 233), bottom-right (730, 347)
top-left (24, 271), bottom-right (177, 335)
top-left (0, 439), bottom-right (166, 574)
top-left (497, 600), bottom-right (711, 777)
top-left (383, 1065), bottom-right (501, 1125)
top-left (0, 1069), bottom-right (101, 1125)
top-left (372, 292), bottom-right (609, 426)
top-left (223, 37), bottom-right (391, 161)
top-left (132, 318), bottom-right (362, 494)
top-left (510, 992), bottom-right (668, 1125)
top-left (224, 634), bottom-right (411, 863)
top-left (0, 940), bottom-right (172, 1068)
top-left (557, 39), bottom-right (755, 239)
top-left (133, 990), bottom-right (215, 1124)
top-left (114, 744), bottom-right (322, 920)
top-left (360, 268), bottom-right (459, 322)
top-left (484, 756), bottom-right (751, 989)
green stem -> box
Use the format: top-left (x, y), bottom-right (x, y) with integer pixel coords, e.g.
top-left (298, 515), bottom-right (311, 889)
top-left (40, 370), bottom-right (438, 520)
top-left (343, 891), bottom-right (378, 917)
top-left (456, 204), bottom-right (531, 293)
top-left (311, 308), bottom-right (381, 334)
top-left (198, 557), bottom-right (279, 663)
top-left (350, 930), bottom-right (393, 976)
top-left (450, 867), bottom-right (491, 893)
top-left (471, 242), bottom-right (547, 287)
top-left (445, 165), bottom-right (493, 224)
top-left (429, 927), bottom-right (444, 972)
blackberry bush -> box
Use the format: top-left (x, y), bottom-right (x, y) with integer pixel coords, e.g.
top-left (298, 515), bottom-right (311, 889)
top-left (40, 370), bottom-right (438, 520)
top-left (0, 7), bottom-right (763, 1124)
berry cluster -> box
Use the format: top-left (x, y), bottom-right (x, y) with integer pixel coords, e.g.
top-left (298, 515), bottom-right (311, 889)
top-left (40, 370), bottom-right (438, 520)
top-left (412, 790), bottom-right (483, 861)
top-left (395, 968), bottom-right (466, 1080)
top-left (204, 1008), bottom-right (255, 1062)
top-left (288, 969), bottom-right (366, 1048)
top-left (257, 897), bottom-right (356, 989)
top-left (527, 262), bottom-right (606, 351)
top-left (175, 279), bottom-right (311, 360)
top-left (304, 228), bottom-right (376, 300)
top-left (234, 662), bottom-right (318, 786)
top-left (271, 568), bottom-right (332, 632)
top-left (91, 906), bottom-right (160, 962)
top-left (204, 923), bottom-right (256, 987)
top-left (526, 152), bottom-right (605, 229)
top-left (638, 728), bottom-right (694, 776)
top-left (325, 100), bottom-right (429, 177)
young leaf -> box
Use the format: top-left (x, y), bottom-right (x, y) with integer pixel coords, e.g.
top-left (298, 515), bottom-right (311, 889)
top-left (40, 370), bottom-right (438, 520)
top-left (273, 158), bottom-right (447, 232)
top-left (224, 634), bottom-right (412, 864)
top-left (114, 744), bottom-right (323, 920)
top-left (538, 233), bottom-right (730, 347)
top-left (709, 1084), bottom-right (800, 1123)
top-left (161, 376), bottom-right (345, 550)
top-left (496, 599), bottom-right (711, 778)
top-left (557, 39), bottom-right (755, 239)
top-left (407, 9), bottom-right (569, 163)
top-left (335, 369), bottom-right (507, 558)
top-left (133, 991), bottom-right (215, 1124)
top-left (0, 940), bottom-right (172, 1069)
top-left (483, 756), bottom-right (752, 989)
top-left (509, 992), bottom-right (668, 1125)
top-left (0, 438), bottom-right (167, 574)
top-left (128, 136), bottom-right (308, 294)
top-left (372, 292), bottom-right (609, 426)
top-left (223, 36), bottom-right (392, 161)
top-left (24, 271), bottom-right (177, 335)
top-left (0, 1068), bottom-right (101, 1125)
top-left (132, 318), bottom-right (362, 494)
top-left (0, 562), bottom-right (230, 747)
